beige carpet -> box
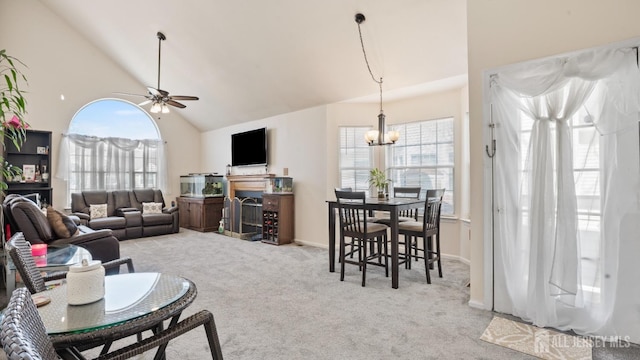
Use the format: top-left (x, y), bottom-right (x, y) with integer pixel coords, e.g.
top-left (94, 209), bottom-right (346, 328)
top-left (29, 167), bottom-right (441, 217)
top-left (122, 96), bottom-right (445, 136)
top-left (481, 316), bottom-right (593, 360)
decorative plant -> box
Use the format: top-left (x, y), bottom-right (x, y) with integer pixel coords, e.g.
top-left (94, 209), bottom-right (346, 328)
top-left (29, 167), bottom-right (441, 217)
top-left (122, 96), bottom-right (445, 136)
top-left (368, 168), bottom-right (391, 197)
top-left (0, 49), bottom-right (30, 192)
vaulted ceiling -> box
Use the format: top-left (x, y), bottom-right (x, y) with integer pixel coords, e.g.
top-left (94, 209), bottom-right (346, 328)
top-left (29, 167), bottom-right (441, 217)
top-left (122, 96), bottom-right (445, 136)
top-left (40, 0), bottom-right (468, 131)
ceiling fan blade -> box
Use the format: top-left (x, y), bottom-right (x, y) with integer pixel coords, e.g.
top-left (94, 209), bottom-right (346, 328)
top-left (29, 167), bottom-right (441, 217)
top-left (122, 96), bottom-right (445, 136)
top-left (134, 32), bottom-right (198, 112)
top-left (166, 99), bottom-right (186, 108)
top-left (169, 95), bottom-right (199, 101)
top-left (147, 87), bottom-right (169, 97)
top-left (113, 92), bottom-right (149, 98)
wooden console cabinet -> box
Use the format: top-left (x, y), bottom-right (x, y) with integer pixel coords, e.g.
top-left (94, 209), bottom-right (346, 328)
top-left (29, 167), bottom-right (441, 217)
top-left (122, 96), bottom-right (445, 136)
top-left (177, 196), bottom-right (223, 232)
top-left (261, 193), bottom-right (294, 245)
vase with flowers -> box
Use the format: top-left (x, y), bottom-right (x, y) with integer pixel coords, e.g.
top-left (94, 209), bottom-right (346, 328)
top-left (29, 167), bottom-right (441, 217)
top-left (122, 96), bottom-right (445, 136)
top-left (0, 49), bottom-right (30, 193)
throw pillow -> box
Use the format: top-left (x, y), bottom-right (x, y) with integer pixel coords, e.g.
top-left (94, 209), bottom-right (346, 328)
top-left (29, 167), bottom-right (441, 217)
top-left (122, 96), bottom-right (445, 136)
top-left (46, 206), bottom-right (79, 238)
top-left (90, 204), bottom-right (108, 219)
top-left (142, 202), bottom-right (163, 214)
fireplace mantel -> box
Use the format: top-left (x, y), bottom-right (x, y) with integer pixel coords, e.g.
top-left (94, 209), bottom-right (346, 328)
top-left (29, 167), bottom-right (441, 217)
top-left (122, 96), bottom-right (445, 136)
top-left (226, 174), bottom-right (275, 199)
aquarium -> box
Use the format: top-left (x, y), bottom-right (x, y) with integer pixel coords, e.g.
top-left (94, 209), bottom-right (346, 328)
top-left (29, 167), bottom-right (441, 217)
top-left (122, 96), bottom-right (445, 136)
top-left (264, 177), bottom-right (293, 193)
top-left (180, 174), bottom-right (225, 197)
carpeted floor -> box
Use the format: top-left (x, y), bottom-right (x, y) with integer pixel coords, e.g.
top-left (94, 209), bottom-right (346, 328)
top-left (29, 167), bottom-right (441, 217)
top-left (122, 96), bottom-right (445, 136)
top-left (101, 230), bottom-right (522, 359)
top-left (2, 229), bottom-right (639, 359)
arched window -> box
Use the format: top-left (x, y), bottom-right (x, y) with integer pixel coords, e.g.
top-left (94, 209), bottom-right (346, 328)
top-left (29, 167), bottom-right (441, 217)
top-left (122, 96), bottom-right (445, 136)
top-left (57, 99), bottom-right (167, 203)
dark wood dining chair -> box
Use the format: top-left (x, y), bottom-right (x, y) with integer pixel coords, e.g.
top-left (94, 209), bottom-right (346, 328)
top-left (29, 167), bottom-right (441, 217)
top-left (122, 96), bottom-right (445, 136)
top-left (335, 190), bottom-right (389, 286)
top-left (7, 232), bottom-right (135, 295)
top-left (374, 186), bottom-right (422, 226)
top-left (334, 187), bottom-right (353, 192)
top-left (0, 287), bottom-right (224, 360)
top-left (398, 188), bottom-right (445, 284)
top-left (333, 187), bottom-right (358, 259)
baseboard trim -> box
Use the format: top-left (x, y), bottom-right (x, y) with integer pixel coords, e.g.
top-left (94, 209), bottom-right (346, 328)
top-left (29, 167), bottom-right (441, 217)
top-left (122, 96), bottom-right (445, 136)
top-left (441, 253), bottom-right (470, 265)
top-left (294, 239), bottom-right (328, 249)
top-left (294, 240), bottom-right (471, 264)
top-left (468, 299), bottom-right (490, 310)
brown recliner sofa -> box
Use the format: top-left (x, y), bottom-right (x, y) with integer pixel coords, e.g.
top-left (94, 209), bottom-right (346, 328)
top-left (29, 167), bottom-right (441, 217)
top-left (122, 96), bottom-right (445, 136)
top-left (70, 188), bottom-right (179, 240)
top-left (3, 194), bottom-right (121, 266)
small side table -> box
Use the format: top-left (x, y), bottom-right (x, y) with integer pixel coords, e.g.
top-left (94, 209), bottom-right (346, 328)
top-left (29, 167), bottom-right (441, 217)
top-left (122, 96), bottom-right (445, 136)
top-left (4, 244), bottom-right (92, 294)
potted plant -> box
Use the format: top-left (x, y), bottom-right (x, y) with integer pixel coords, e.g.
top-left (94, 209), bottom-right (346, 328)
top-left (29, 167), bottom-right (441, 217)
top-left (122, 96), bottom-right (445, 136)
top-left (368, 168), bottom-right (391, 198)
top-left (0, 49), bottom-right (30, 193)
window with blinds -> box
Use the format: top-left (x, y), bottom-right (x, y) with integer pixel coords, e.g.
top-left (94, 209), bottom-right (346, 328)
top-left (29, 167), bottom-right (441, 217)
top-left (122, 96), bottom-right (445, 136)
top-left (387, 118), bottom-right (455, 215)
top-left (339, 127), bottom-right (373, 192)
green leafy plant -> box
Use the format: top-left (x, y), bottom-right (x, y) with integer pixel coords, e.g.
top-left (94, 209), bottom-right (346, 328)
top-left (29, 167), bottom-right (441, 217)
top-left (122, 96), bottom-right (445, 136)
top-left (0, 49), bottom-right (30, 192)
top-left (368, 168), bottom-right (391, 196)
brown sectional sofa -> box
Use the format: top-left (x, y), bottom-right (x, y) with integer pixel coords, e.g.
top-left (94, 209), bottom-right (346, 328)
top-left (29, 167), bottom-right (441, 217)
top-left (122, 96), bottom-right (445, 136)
top-left (3, 194), bottom-right (121, 267)
top-left (70, 189), bottom-right (179, 240)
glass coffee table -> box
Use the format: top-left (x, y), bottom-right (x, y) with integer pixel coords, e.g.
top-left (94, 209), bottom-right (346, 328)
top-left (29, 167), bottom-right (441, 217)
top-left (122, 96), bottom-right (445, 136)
top-left (4, 244), bottom-right (92, 294)
top-left (39, 272), bottom-right (196, 358)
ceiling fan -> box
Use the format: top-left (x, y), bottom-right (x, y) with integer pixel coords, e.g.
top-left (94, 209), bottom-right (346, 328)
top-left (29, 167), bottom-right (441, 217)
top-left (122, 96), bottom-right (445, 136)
top-left (116, 31), bottom-right (198, 114)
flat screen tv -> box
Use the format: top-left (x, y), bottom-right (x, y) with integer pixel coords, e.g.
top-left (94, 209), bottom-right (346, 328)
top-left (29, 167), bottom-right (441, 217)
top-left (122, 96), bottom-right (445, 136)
top-left (231, 127), bottom-right (267, 167)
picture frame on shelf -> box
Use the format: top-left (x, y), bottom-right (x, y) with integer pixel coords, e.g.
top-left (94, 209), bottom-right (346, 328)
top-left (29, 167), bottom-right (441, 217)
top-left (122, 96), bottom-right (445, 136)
top-left (22, 164), bottom-right (35, 181)
top-left (36, 146), bottom-right (48, 154)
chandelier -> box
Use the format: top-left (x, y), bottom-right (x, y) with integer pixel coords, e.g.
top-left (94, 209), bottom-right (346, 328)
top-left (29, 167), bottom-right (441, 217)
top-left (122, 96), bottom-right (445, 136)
top-left (355, 13), bottom-right (400, 146)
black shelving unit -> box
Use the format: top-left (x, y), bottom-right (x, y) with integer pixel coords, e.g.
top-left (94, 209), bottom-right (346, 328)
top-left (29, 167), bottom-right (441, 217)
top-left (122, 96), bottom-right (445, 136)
top-left (4, 130), bottom-right (53, 205)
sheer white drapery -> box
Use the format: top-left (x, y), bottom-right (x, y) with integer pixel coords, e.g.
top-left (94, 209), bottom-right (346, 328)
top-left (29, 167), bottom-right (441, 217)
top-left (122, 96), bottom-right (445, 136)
top-left (56, 133), bottom-right (168, 195)
top-left (490, 47), bottom-right (640, 342)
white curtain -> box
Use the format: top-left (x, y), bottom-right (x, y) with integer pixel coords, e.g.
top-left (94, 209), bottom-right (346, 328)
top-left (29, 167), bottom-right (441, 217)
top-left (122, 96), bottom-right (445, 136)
top-left (56, 133), bottom-right (168, 194)
top-left (490, 47), bottom-right (640, 342)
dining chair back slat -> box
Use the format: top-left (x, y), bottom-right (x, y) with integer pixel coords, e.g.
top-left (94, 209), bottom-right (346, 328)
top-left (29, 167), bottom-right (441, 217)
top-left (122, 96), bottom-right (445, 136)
top-left (374, 187), bottom-right (421, 225)
top-left (334, 190), bottom-right (389, 286)
top-left (398, 188), bottom-right (445, 284)
top-left (394, 187), bottom-right (421, 221)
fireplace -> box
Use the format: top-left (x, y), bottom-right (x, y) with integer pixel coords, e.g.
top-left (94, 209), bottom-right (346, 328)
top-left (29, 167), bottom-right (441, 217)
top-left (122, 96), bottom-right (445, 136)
top-left (222, 174), bottom-right (274, 241)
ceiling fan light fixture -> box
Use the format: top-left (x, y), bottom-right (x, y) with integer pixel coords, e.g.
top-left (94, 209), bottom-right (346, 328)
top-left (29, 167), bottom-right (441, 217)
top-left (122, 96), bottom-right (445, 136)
top-left (150, 102), bottom-right (162, 113)
top-left (114, 31), bottom-right (198, 115)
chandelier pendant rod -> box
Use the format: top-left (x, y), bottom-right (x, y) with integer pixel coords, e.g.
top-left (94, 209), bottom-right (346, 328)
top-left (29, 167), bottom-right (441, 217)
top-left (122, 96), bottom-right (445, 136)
top-left (356, 13), bottom-right (398, 146)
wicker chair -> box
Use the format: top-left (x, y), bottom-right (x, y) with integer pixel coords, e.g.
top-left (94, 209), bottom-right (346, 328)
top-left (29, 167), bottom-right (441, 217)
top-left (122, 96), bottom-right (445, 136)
top-left (0, 287), bottom-right (224, 360)
top-left (6, 232), bottom-right (135, 294)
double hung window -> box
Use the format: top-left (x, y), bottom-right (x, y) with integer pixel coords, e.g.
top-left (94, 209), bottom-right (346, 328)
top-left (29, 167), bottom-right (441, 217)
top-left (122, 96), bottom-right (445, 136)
top-left (339, 127), bottom-right (373, 192)
top-left (387, 118), bottom-right (455, 215)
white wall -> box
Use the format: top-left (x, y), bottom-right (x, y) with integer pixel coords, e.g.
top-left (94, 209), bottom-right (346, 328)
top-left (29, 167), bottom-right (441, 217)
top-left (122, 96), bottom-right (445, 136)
top-left (467, 0), bottom-right (640, 309)
top-left (203, 87), bottom-right (469, 256)
top-left (201, 106), bottom-right (328, 246)
top-left (2, 0), bottom-right (470, 262)
top-left (0, 0), bottom-right (201, 207)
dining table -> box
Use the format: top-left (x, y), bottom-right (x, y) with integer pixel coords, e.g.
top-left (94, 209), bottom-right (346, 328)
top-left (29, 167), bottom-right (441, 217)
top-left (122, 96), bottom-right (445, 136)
top-left (327, 197), bottom-right (423, 289)
top-left (36, 272), bottom-right (196, 358)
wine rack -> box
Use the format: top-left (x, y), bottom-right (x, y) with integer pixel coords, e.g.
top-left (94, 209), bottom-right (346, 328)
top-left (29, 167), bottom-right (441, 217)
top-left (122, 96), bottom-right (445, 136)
top-left (261, 193), bottom-right (294, 245)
